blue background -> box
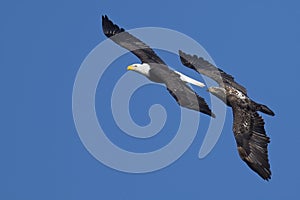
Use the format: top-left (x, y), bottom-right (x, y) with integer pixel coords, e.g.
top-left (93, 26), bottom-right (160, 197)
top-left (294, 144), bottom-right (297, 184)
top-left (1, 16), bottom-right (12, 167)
top-left (2, 0), bottom-right (300, 199)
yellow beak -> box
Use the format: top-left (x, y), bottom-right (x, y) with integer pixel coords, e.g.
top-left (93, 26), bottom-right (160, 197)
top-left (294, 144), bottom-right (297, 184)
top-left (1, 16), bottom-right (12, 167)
top-left (127, 65), bottom-right (135, 70)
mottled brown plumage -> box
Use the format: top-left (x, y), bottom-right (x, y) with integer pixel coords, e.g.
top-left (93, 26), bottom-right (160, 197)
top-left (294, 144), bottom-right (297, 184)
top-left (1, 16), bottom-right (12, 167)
top-left (179, 50), bottom-right (274, 180)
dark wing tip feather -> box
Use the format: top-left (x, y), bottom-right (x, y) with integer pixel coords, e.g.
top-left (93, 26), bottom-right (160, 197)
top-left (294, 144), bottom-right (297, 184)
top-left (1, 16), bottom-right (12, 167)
top-left (234, 111), bottom-right (272, 181)
top-left (196, 95), bottom-right (216, 118)
top-left (211, 112), bottom-right (216, 118)
top-left (178, 49), bottom-right (212, 70)
top-left (238, 146), bottom-right (271, 181)
top-left (101, 15), bottom-right (166, 65)
top-left (178, 50), bottom-right (198, 71)
top-left (102, 15), bottom-right (125, 37)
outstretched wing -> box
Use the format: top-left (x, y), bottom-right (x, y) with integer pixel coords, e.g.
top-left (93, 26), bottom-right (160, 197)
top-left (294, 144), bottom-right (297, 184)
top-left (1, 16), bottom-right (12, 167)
top-left (163, 71), bottom-right (215, 118)
top-left (179, 50), bottom-right (247, 94)
top-left (102, 15), bottom-right (166, 65)
top-left (231, 103), bottom-right (271, 180)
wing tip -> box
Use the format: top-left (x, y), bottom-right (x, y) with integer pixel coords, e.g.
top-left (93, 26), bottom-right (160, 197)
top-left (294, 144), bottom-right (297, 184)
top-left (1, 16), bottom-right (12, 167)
top-left (243, 156), bottom-right (272, 181)
top-left (101, 15), bottom-right (124, 37)
top-left (239, 149), bottom-right (272, 181)
top-left (101, 14), bottom-right (109, 26)
top-left (200, 104), bottom-right (216, 118)
top-left (258, 168), bottom-right (272, 181)
top-left (178, 49), bottom-right (208, 72)
top-left (199, 108), bottom-right (216, 118)
top-left (178, 49), bottom-right (188, 63)
top-left (178, 50), bottom-right (197, 71)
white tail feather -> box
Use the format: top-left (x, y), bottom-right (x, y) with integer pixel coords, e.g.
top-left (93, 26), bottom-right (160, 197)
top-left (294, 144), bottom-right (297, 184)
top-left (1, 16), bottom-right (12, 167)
top-left (175, 71), bottom-right (205, 87)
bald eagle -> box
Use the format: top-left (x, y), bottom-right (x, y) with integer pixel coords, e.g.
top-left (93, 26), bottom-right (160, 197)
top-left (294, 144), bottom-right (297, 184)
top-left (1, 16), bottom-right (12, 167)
top-left (179, 50), bottom-right (275, 180)
top-left (102, 15), bottom-right (215, 117)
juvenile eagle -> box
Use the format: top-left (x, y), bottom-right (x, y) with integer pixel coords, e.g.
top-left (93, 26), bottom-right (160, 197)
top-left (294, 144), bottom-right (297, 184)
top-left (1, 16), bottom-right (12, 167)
top-left (179, 50), bottom-right (275, 180)
top-left (102, 15), bottom-right (215, 117)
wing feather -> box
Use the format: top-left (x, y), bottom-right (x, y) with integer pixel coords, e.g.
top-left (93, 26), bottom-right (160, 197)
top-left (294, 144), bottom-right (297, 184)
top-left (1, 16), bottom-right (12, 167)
top-left (179, 50), bottom-right (247, 94)
top-left (102, 15), bottom-right (166, 65)
top-left (232, 104), bottom-right (271, 180)
top-left (163, 71), bottom-right (215, 118)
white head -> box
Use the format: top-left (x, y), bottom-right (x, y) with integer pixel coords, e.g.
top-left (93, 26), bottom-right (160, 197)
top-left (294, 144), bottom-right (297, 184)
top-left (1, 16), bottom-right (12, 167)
top-left (127, 63), bottom-right (151, 77)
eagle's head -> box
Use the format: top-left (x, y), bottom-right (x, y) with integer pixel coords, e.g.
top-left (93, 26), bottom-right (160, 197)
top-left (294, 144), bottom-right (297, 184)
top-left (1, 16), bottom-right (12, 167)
top-left (207, 87), bottom-right (227, 103)
top-left (127, 63), bottom-right (151, 77)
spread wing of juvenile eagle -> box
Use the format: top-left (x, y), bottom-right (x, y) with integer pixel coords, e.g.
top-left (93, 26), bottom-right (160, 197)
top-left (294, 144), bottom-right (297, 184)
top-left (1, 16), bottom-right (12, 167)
top-left (231, 102), bottom-right (271, 180)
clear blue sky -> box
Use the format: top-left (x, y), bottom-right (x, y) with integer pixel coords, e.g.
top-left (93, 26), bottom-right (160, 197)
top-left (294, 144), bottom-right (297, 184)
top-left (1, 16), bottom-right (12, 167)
top-left (2, 0), bottom-right (300, 199)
